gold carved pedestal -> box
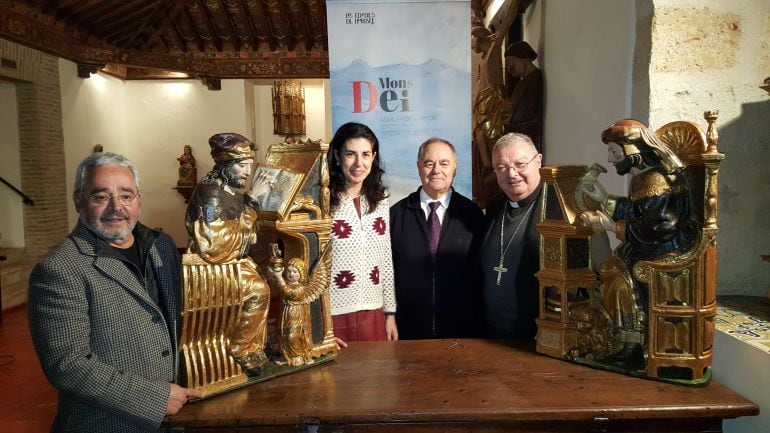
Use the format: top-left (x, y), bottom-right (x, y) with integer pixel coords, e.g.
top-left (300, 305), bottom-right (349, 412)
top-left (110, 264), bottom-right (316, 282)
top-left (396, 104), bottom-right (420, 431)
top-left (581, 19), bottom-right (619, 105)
top-left (535, 166), bottom-right (599, 358)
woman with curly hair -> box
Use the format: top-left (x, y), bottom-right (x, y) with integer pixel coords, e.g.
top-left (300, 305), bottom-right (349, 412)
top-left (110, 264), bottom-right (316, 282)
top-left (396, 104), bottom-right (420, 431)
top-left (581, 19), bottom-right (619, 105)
top-left (327, 122), bottom-right (398, 347)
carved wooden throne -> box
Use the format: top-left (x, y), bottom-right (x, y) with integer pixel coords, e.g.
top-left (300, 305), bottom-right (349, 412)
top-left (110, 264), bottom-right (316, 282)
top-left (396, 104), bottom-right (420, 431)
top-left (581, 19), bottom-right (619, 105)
top-left (637, 111), bottom-right (724, 382)
top-left (179, 255), bottom-right (250, 396)
top-left (534, 112), bottom-right (724, 386)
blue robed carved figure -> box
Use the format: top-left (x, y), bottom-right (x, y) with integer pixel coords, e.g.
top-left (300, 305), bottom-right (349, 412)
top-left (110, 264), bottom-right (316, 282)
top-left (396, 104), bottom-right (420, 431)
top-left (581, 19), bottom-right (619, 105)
top-left (579, 119), bottom-right (699, 371)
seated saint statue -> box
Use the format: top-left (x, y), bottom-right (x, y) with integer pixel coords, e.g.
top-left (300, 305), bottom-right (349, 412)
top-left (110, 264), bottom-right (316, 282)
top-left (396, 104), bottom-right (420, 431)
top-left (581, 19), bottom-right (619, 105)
top-left (578, 119), bottom-right (697, 370)
top-left (185, 133), bottom-right (274, 375)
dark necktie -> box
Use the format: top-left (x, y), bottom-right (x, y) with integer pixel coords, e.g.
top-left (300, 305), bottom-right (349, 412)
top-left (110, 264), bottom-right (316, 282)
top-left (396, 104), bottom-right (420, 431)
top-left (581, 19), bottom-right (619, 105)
top-left (428, 201), bottom-right (441, 257)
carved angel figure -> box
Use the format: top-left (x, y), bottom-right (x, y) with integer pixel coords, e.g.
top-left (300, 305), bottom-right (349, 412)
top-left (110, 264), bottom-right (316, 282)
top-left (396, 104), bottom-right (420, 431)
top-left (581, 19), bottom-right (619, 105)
top-left (266, 243), bottom-right (333, 366)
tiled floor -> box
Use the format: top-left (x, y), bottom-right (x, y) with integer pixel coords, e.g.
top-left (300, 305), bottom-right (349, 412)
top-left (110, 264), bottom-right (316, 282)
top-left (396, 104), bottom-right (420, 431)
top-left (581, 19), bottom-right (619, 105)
top-left (716, 295), bottom-right (770, 353)
top-left (0, 307), bottom-right (56, 433)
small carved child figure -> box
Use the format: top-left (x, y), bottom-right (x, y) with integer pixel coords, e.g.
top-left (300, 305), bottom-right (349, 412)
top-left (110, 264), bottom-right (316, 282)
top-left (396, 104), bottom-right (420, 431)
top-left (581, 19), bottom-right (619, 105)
top-left (279, 258), bottom-right (315, 366)
top-left (266, 243), bottom-right (332, 366)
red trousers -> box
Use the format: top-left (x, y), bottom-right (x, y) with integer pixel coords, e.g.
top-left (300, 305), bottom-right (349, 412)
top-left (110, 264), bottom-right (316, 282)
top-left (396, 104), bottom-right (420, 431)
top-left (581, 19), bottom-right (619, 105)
top-left (332, 308), bottom-right (387, 341)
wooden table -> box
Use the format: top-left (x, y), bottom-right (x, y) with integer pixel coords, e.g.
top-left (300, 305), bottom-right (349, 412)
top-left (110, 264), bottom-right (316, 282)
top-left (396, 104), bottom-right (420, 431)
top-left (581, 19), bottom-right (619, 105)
top-left (165, 339), bottom-right (758, 432)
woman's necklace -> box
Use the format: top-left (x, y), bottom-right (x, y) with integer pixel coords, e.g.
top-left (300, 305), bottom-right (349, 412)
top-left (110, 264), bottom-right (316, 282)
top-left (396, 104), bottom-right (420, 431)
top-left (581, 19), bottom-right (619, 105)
top-left (493, 202), bottom-right (535, 286)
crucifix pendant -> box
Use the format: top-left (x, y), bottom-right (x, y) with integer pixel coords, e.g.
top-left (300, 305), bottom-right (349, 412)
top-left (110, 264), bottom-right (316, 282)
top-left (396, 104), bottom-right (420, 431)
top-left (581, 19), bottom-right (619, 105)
top-left (493, 260), bottom-right (508, 286)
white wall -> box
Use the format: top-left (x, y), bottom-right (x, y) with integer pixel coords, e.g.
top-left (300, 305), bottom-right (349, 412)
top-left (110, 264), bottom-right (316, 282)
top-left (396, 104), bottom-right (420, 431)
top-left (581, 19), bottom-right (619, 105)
top-left (122, 79), bottom-right (250, 245)
top-left (59, 68), bottom-right (332, 247)
top-left (537, 0), bottom-right (635, 201)
top-left (0, 82), bottom-right (23, 248)
top-left (60, 60), bottom-right (127, 229)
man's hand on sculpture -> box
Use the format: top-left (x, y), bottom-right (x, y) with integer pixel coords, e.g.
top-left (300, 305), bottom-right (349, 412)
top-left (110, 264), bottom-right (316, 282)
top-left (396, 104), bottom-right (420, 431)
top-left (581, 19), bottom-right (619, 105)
top-left (248, 171), bottom-right (275, 201)
top-left (166, 383), bottom-right (204, 415)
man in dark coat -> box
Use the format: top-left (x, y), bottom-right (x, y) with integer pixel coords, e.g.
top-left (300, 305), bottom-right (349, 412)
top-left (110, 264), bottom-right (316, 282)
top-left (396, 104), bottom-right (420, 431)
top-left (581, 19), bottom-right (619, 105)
top-left (478, 133), bottom-right (544, 340)
top-left (391, 138), bottom-right (484, 339)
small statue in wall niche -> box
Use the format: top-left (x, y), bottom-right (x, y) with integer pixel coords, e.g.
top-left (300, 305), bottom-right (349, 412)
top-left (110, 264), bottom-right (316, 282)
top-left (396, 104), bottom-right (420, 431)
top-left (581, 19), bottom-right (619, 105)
top-left (265, 242), bottom-right (333, 367)
top-left (177, 145), bottom-right (197, 186)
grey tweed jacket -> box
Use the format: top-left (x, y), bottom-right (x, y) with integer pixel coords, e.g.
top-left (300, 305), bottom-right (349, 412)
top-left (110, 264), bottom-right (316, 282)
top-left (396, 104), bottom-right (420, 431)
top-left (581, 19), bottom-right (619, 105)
top-left (28, 222), bottom-right (181, 433)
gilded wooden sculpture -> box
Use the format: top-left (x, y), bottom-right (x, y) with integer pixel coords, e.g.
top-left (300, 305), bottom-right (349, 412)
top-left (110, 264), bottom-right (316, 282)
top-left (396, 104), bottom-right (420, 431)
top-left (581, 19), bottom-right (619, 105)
top-left (265, 242), bottom-right (333, 367)
top-left (178, 133), bottom-right (336, 398)
top-left (535, 112), bottom-right (723, 385)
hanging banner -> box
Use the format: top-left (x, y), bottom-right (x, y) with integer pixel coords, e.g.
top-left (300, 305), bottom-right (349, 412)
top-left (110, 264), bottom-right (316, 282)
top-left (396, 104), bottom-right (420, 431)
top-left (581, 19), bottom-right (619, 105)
top-left (327, 0), bottom-right (471, 203)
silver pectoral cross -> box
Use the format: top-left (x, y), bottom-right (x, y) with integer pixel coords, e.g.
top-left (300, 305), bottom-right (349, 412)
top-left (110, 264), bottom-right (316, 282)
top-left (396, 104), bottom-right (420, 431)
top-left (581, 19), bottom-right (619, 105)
top-left (493, 260), bottom-right (508, 286)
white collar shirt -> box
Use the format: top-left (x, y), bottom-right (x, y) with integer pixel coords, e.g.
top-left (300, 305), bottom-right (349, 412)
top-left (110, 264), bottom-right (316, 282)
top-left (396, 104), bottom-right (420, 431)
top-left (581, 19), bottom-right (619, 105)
top-left (419, 188), bottom-right (452, 225)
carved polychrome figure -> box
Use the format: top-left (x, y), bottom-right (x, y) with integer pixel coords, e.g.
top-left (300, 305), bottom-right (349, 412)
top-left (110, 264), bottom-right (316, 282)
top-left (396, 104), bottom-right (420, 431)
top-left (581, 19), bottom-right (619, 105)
top-left (177, 144), bottom-right (197, 186)
top-left (578, 119), bottom-right (698, 370)
top-left (185, 133), bottom-right (274, 375)
top-left (536, 114), bottom-right (721, 385)
top-left (265, 243), bottom-right (333, 367)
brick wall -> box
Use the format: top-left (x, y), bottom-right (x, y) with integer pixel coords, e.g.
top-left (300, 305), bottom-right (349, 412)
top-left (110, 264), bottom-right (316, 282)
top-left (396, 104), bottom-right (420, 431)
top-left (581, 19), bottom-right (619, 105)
top-left (1, 39), bottom-right (68, 310)
top-left (16, 57), bottom-right (69, 260)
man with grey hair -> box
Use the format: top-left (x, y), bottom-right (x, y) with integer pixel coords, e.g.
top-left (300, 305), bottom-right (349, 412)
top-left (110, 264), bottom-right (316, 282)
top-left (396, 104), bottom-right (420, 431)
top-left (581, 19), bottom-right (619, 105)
top-left (28, 152), bottom-right (202, 432)
top-left (478, 132), bottom-right (544, 340)
top-left (390, 138), bottom-right (484, 339)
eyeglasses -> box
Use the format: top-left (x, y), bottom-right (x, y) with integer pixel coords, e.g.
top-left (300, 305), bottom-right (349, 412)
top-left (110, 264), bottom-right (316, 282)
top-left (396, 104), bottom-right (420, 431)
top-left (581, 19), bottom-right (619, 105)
top-left (494, 154), bottom-right (539, 174)
top-left (83, 192), bottom-right (140, 206)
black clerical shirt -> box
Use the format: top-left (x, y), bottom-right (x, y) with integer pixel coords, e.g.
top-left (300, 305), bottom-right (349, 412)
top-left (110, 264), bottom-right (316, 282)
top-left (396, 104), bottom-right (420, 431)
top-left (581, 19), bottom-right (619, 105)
top-left (479, 184), bottom-right (543, 339)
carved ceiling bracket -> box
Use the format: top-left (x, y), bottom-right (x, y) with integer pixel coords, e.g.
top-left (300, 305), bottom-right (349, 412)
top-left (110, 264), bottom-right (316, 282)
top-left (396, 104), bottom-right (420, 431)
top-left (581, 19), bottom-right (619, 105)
top-left (199, 76), bottom-right (221, 91)
top-left (77, 62), bottom-right (105, 78)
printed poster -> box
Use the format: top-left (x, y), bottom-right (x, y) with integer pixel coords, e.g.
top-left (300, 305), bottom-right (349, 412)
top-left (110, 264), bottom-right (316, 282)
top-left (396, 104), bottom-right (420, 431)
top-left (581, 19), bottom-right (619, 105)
top-left (327, 0), bottom-right (472, 203)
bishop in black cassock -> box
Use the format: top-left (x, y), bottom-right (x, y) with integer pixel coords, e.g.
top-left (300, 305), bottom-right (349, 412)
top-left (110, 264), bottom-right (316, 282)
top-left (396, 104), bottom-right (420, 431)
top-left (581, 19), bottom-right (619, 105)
top-left (478, 133), bottom-right (543, 340)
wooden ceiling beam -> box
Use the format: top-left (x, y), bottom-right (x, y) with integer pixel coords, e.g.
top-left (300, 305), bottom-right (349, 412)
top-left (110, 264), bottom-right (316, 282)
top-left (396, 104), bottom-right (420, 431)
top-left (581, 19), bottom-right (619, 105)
top-left (39, 0), bottom-right (59, 15)
top-left (218, 0), bottom-right (241, 52)
top-left (237, 0), bottom-right (260, 52)
top-left (2, 1), bottom-right (330, 78)
top-left (74, 1), bottom-right (141, 32)
top-left (170, 20), bottom-right (189, 53)
top-left (140, 2), bottom-right (182, 51)
top-left (262, 0), bottom-right (291, 51)
top-left (53, 0), bottom-right (93, 21)
top-left (305, 0), bottom-right (327, 51)
top-left (97, 2), bottom-right (160, 42)
top-left (180, 5), bottom-right (206, 52)
top-left (288, 0), bottom-right (311, 52)
top-left (195, 0), bottom-right (223, 52)
top-left (251, 0), bottom-right (277, 52)
top-left (122, 1), bottom-right (168, 48)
